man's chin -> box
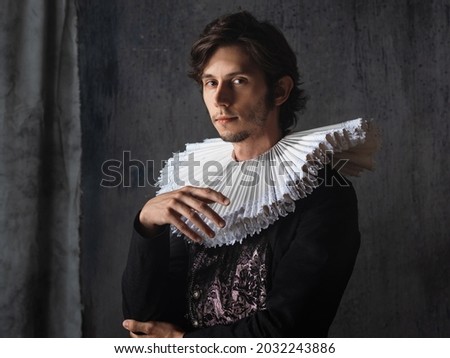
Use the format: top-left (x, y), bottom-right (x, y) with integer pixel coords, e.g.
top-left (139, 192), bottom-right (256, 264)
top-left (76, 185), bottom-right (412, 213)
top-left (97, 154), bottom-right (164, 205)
top-left (219, 131), bottom-right (250, 143)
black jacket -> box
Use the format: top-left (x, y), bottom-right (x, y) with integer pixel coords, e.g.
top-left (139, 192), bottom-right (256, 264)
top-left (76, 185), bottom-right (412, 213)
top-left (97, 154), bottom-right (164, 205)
top-left (122, 168), bottom-right (361, 337)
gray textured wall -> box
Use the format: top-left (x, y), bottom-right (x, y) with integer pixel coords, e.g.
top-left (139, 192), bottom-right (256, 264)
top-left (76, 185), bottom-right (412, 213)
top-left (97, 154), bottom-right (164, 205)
top-left (77, 0), bottom-right (450, 337)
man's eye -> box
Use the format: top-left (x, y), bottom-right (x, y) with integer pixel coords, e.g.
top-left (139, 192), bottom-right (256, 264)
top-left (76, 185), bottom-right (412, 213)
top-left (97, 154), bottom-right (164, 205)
top-left (232, 78), bottom-right (246, 85)
top-left (204, 80), bottom-right (217, 87)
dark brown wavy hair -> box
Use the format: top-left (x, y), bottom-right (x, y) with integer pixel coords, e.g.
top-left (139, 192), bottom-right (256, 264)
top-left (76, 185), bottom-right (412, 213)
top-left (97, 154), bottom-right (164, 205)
top-left (189, 11), bottom-right (307, 133)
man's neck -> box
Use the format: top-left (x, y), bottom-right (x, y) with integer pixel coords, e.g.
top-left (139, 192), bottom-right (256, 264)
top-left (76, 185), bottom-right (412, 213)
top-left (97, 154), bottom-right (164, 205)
top-left (232, 128), bottom-right (283, 161)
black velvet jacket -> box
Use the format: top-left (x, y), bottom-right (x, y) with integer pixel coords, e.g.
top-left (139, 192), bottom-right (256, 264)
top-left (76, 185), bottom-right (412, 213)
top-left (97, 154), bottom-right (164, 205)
top-left (122, 168), bottom-right (361, 337)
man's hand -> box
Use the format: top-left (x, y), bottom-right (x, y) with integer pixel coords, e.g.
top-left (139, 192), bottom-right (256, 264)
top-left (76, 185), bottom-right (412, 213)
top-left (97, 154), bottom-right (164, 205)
top-left (139, 186), bottom-right (230, 242)
top-left (123, 319), bottom-right (184, 338)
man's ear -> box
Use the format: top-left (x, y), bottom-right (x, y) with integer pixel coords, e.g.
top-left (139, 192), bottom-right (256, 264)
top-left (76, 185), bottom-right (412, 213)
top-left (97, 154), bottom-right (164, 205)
top-left (274, 76), bottom-right (294, 106)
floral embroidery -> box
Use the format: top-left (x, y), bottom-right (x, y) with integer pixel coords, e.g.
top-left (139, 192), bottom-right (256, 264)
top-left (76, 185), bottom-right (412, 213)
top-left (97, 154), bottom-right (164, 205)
top-left (187, 235), bottom-right (268, 327)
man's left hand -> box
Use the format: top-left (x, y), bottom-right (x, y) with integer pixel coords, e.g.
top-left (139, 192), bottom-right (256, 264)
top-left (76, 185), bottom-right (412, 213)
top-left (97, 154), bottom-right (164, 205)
top-left (122, 319), bottom-right (184, 338)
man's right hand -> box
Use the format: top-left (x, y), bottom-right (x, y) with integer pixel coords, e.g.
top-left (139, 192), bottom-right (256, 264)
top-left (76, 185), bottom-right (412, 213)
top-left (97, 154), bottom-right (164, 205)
top-left (139, 186), bottom-right (230, 242)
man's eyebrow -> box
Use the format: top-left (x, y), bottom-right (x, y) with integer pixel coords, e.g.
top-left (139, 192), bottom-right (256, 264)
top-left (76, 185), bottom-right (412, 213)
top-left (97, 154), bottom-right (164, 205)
top-left (200, 71), bottom-right (252, 80)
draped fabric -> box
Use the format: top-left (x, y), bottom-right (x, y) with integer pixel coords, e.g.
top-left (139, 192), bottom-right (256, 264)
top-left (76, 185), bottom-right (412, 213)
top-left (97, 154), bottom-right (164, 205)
top-left (0, 0), bottom-right (81, 337)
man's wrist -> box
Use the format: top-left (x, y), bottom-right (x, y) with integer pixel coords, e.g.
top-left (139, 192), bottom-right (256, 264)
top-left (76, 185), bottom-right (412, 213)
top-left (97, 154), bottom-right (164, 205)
top-left (134, 211), bottom-right (165, 238)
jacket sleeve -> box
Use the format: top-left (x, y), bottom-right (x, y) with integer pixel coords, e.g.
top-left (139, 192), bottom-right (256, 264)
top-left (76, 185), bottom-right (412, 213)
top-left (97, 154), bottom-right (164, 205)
top-left (121, 215), bottom-right (188, 327)
top-left (184, 175), bottom-right (361, 338)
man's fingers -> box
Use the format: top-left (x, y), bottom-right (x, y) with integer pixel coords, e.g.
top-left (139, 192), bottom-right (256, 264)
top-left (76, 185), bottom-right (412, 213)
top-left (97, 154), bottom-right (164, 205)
top-left (138, 186), bottom-right (230, 239)
top-left (167, 201), bottom-right (216, 239)
top-left (123, 319), bottom-right (152, 335)
top-left (171, 215), bottom-right (204, 242)
top-left (129, 331), bottom-right (144, 338)
top-left (178, 189), bottom-right (227, 229)
top-left (167, 189), bottom-right (227, 234)
top-left (124, 320), bottom-right (184, 338)
top-left (180, 209), bottom-right (216, 239)
top-left (179, 196), bottom-right (226, 231)
top-left (185, 186), bottom-right (230, 206)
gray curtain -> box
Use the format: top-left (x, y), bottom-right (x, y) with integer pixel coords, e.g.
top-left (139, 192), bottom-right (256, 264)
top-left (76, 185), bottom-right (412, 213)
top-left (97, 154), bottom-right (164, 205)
top-left (0, 0), bottom-right (81, 337)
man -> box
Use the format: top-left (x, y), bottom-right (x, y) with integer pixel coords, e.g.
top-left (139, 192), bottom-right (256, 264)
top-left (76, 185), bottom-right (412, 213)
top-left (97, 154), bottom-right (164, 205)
top-left (121, 11), bottom-right (368, 338)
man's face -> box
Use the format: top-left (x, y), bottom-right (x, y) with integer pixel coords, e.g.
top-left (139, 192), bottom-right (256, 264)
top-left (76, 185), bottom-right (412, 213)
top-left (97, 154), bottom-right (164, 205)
top-left (201, 45), bottom-right (276, 143)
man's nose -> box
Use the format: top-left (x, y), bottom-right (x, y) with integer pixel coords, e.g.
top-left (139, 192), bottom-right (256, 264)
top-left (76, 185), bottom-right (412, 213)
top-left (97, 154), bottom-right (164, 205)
top-left (214, 83), bottom-right (232, 107)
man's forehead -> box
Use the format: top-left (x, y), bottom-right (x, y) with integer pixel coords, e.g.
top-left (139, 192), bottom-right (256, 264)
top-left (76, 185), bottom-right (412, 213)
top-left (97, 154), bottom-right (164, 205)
top-left (201, 45), bottom-right (258, 78)
top-left (201, 68), bottom-right (255, 79)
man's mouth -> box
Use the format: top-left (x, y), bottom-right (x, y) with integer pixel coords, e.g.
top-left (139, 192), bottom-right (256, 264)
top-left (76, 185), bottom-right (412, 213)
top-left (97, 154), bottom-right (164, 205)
top-left (215, 115), bottom-right (238, 124)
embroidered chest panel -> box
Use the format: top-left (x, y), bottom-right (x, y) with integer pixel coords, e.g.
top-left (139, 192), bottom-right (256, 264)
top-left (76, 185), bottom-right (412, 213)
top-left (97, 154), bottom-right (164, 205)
top-left (187, 235), bottom-right (269, 328)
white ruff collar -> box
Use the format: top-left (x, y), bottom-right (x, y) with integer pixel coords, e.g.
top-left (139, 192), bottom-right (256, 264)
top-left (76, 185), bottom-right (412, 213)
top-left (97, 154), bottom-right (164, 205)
top-left (157, 118), bottom-right (379, 247)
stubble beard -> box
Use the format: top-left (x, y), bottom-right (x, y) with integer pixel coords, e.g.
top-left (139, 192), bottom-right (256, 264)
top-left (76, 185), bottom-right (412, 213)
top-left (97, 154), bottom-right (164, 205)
top-left (218, 96), bottom-right (273, 143)
top-left (220, 130), bottom-right (251, 143)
